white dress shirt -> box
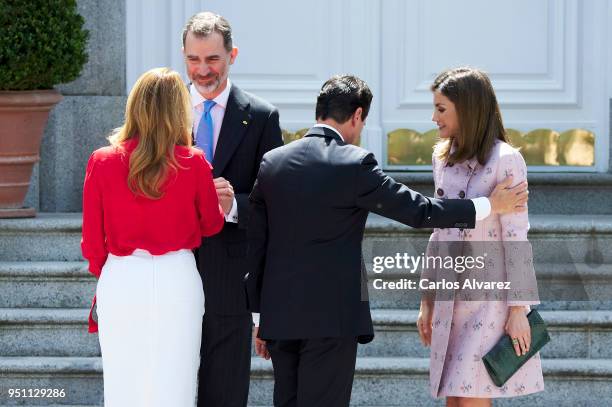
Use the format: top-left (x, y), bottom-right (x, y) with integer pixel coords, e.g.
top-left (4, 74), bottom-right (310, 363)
top-left (191, 80), bottom-right (238, 223)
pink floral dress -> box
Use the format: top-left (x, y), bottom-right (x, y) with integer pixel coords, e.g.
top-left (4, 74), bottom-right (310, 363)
top-left (426, 140), bottom-right (544, 398)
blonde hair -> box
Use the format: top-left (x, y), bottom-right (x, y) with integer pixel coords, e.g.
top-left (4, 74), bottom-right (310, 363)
top-left (109, 67), bottom-right (193, 199)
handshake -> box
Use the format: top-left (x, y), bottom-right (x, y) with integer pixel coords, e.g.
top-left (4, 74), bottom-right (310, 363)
top-left (214, 177), bottom-right (234, 215)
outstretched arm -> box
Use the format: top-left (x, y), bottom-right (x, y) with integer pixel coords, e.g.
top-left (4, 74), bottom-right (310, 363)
top-left (355, 153), bottom-right (476, 229)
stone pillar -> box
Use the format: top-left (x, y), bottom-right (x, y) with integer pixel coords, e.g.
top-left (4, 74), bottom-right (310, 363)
top-left (609, 99), bottom-right (612, 173)
top-left (25, 0), bottom-right (127, 212)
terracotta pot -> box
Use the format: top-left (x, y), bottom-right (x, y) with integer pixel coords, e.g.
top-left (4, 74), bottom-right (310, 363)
top-left (0, 89), bottom-right (62, 218)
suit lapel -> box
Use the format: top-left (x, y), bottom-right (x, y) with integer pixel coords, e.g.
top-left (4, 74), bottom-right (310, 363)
top-left (213, 85), bottom-right (251, 177)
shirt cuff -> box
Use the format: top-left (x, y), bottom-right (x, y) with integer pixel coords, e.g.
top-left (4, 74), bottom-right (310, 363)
top-left (225, 197), bottom-right (238, 223)
top-left (252, 312), bottom-right (260, 327)
top-left (471, 197), bottom-right (491, 221)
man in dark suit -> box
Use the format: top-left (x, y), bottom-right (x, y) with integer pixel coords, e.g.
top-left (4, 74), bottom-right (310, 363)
top-left (182, 12), bottom-right (283, 406)
top-left (245, 75), bottom-right (528, 406)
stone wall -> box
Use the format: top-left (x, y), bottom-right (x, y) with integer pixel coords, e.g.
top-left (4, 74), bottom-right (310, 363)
top-left (25, 0), bottom-right (127, 212)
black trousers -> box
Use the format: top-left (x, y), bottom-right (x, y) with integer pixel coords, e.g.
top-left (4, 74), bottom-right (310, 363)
top-left (267, 337), bottom-right (358, 407)
top-left (197, 312), bottom-right (253, 407)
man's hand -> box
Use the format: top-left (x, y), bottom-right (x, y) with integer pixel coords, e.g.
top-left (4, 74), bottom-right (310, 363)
top-left (489, 176), bottom-right (528, 215)
top-left (214, 177), bottom-right (234, 215)
top-left (253, 326), bottom-right (270, 360)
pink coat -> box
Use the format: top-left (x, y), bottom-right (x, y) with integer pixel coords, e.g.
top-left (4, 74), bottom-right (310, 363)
top-left (426, 140), bottom-right (544, 398)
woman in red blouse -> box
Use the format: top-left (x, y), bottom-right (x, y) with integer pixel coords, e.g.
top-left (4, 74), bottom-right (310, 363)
top-left (81, 67), bottom-right (224, 406)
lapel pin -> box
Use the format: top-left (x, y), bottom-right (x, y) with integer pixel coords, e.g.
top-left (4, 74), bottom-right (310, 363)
top-left (242, 120), bottom-right (248, 125)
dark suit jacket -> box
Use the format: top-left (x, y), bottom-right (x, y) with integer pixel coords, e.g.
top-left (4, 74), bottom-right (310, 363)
top-left (245, 126), bottom-right (476, 343)
top-left (197, 84), bottom-right (283, 315)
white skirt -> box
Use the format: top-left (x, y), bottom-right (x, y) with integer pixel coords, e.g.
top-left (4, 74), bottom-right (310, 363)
top-left (96, 249), bottom-right (204, 407)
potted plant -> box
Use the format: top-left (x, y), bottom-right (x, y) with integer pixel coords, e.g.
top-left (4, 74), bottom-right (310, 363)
top-left (0, 0), bottom-right (88, 217)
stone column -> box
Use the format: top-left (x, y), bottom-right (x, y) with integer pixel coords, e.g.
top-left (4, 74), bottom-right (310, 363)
top-left (25, 0), bottom-right (127, 212)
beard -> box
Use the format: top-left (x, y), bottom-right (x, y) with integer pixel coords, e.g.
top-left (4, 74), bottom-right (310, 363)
top-left (193, 73), bottom-right (223, 96)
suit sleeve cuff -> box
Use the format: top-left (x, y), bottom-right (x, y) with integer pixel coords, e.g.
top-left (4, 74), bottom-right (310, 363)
top-left (225, 197), bottom-right (239, 223)
top-left (471, 197), bottom-right (491, 221)
top-left (252, 312), bottom-right (260, 327)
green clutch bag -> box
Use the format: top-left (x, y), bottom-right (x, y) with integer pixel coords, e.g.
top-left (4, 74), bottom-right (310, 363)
top-left (482, 309), bottom-right (550, 387)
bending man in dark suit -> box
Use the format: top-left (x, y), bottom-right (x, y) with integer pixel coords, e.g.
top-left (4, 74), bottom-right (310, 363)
top-left (182, 12), bottom-right (283, 406)
top-left (245, 75), bottom-right (529, 406)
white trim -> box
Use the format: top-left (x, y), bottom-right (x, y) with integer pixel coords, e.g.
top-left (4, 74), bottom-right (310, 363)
top-left (394, 0), bottom-right (581, 108)
top-left (609, 0), bottom-right (612, 98)
top-left (607, 0), bottom-right (612, 171)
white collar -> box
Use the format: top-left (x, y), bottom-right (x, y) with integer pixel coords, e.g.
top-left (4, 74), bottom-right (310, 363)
top-left (313, 123), bottom-right (344, 141)
top-left (190, 79), bottom-right (232, 109)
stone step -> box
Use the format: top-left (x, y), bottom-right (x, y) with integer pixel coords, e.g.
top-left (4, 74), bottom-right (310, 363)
top-left (2, 308), bottom-right (610, 361)
top-left (0, 357), bottom-right (102, 406)
top-left (1, 214), bottom-right (612, 263)
top-left (0, 356), bottom-right (610, 406)
top-left (0, 261), bottom-right (612, 309)
top-left (368, 262), bottom-right (612, 310)
top-left (0, 214), bottom-right (83, 262)
top-left (3, 259), bottom-right (609, 310)
top-left (363, 214), bottom-right (612, 267)
top-left (0, 262), bottom-right (94, 308)
top-left (0, 309), bottom-right (99, 357)
top-left (361, 309), bottom-right (612, 360)
top-left (392, 172), bottom-right (612, 215)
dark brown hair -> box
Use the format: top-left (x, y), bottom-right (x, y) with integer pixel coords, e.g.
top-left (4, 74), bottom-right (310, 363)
top-left (316, 75), bottom-right (373, 123)
top-left (431, 67), bottom-right (507, 165)
top-left (182, 12), bottom-right (233, 52)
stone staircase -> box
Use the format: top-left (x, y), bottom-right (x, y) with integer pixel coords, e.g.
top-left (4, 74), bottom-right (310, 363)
top-left (1, 212), bottom-right (612, 406)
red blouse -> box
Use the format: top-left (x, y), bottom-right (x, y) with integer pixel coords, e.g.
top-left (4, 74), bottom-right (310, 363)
top-left (81, 138), bottom-right (224, 332)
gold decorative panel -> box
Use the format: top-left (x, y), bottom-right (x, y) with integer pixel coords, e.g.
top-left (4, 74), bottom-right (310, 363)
top-left (386, 128), bottom-right (595, 167)
top-left (387, 129), bottom-right (438, 165)
top-left (282, 128), bottom-right (309, 144)
top-left (558, 129), bottom-right (595, 166)
top-left (512, 129), bottom-right (560, 165)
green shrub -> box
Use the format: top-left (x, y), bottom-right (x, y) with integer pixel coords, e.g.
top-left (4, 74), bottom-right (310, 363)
top-left (0, 0), bottom-right (89, 90)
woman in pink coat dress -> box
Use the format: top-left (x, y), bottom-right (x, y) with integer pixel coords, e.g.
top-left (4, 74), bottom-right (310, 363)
top-left (417, 67), bottom-right (544, 407)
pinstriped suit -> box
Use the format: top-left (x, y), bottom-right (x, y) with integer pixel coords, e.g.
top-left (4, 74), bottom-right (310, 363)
top-left (196, 84), bottom-right (283, 406)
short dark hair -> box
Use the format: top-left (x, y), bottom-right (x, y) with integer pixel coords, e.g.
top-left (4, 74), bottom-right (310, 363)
top-left (315, 75), bottom-right (373, 123)
top-left (182, 12), bottom-right (233, 52)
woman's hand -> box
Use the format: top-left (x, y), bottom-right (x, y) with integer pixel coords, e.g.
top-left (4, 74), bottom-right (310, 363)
top-left (505, 306), bottom-right (531, 356)
top-left (417, 300), bottom-right (434, 347)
